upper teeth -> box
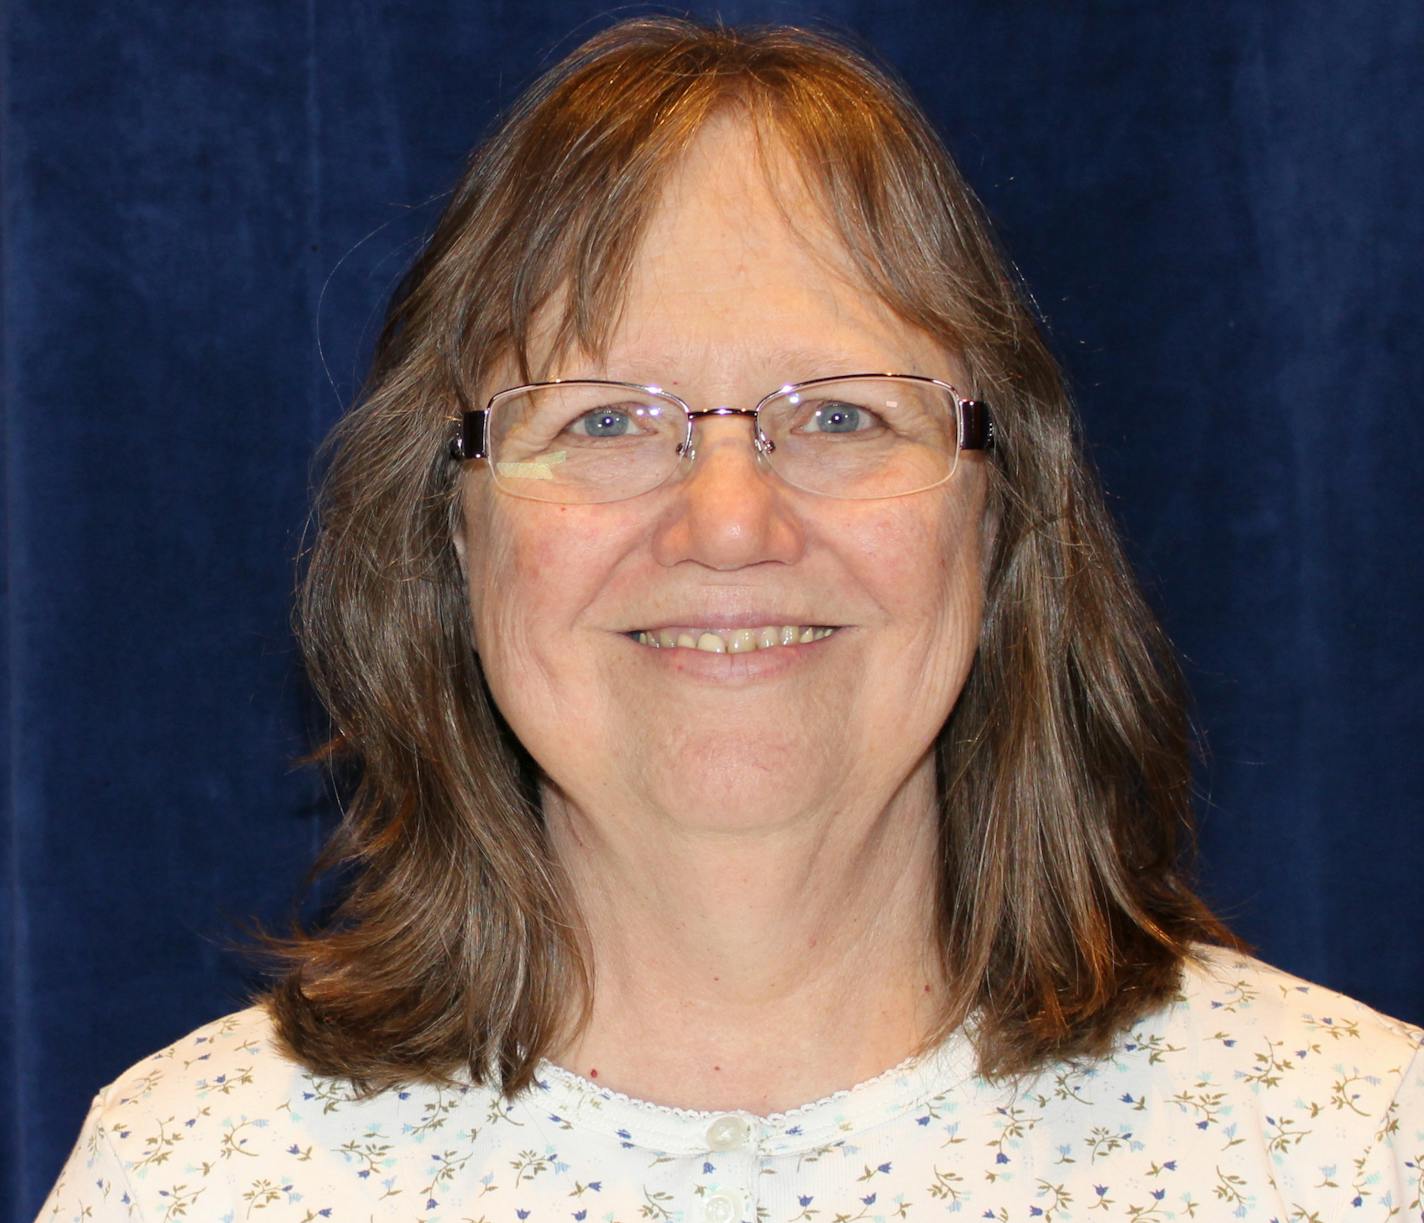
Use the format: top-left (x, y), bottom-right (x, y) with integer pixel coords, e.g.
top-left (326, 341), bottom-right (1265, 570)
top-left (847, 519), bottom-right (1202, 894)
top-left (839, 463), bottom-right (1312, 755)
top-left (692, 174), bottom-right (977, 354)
top-left (634, 625), bottom-right (836, 653)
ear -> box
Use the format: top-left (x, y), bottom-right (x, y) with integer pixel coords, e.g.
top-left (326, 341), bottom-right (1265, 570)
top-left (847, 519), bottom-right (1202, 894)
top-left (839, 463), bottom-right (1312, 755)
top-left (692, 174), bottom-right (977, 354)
top-left (449, 492), bottom-right (479, 656)
top-left (450, 489), bottom-right (469, 584)
top-left (452, 518), bottom-right (468, 583)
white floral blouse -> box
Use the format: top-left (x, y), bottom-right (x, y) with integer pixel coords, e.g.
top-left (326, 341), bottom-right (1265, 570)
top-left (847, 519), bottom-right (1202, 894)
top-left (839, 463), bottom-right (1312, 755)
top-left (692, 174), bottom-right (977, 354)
top-left (40, 948), bottom-right (1424, 1222)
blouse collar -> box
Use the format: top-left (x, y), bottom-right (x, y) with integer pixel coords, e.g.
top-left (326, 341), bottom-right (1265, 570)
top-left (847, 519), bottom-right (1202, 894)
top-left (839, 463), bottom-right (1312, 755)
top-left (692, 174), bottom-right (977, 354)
top-left (526, 1031), bottom-right (978, 1157)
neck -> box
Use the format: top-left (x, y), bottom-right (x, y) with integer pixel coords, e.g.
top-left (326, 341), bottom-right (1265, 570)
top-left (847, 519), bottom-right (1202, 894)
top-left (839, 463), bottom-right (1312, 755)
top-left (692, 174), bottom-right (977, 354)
top-left (544, 759), bottom-right (946, 1113)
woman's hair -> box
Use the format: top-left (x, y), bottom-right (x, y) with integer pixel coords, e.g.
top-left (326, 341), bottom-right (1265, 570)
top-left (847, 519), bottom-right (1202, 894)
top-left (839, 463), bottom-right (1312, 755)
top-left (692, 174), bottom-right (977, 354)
top-left (265, 16), bottom-right (1236, 1092)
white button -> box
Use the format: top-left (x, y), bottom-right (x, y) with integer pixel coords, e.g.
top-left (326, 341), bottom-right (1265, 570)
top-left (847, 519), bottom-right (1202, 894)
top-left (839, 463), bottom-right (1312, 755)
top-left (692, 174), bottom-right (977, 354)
top-left (705, 1113), bottom-right (752, 1151)
top-left (703, 1189), bottom-right (744, 1223)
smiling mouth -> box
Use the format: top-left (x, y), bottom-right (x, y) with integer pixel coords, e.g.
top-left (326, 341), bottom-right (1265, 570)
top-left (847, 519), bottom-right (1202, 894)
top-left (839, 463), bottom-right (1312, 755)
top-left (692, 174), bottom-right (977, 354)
top-left (630, 624), bottom-right (839, 654)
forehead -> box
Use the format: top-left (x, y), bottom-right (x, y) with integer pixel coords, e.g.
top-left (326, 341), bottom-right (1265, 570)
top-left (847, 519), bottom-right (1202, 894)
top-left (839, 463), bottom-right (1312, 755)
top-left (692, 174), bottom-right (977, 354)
top-left (519, 117), bottom-right (953, 390)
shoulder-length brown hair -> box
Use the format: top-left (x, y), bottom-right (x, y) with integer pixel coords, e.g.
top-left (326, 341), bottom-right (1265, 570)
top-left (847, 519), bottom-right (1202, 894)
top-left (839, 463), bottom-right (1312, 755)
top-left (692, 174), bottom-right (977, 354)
top-left (265, 16), bottom-right (1235, 1092)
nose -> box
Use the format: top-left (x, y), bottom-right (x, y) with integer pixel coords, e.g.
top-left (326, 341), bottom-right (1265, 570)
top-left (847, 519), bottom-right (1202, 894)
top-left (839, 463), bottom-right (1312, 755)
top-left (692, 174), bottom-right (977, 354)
top-left (650, 413), bottom-right (805, 570)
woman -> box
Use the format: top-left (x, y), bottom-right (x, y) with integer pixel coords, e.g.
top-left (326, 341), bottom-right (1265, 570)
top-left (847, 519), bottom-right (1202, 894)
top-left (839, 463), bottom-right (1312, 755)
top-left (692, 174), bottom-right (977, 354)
top-left (41, 18), bottom-right (1421, 1221)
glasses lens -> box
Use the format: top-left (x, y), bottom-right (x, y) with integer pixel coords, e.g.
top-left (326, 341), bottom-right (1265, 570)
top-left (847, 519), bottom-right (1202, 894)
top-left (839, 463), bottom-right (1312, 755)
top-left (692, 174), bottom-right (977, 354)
top-left (758, 377), bottom-right (958, 498)
top-left (487, 383), bottom-right (686, 504)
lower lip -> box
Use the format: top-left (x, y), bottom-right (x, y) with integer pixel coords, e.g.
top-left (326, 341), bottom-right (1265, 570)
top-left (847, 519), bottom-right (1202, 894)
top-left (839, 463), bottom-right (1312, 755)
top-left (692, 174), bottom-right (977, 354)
top-left (624, 631), bottom-right (841, 681)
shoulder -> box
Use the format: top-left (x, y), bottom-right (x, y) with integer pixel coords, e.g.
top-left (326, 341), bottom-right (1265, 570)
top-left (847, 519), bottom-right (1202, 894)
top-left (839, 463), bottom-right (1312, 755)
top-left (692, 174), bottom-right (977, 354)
top-left (1123, 943), bottom-right (1424, 1109)
top-left (90, 1004), bottom-right (301, 1130)
top-left (975, 947), bottom-right (1424, 1217)
top-left (1098, 944), bottom-right (1424, 1214)
top-left (41, 1006), bottom-right (293, 1219)
top-left (42, 1005), bottom-right (375, 1220)
top-left (1166, 943), bottom-right (1423, 1065)
top-left (82, 1006), bottom-right (323, 1200)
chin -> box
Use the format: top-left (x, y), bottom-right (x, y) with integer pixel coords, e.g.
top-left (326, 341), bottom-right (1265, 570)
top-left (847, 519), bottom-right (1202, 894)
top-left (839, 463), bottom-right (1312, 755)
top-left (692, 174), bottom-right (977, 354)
top-left (644, 749), bottom-right (883, 834)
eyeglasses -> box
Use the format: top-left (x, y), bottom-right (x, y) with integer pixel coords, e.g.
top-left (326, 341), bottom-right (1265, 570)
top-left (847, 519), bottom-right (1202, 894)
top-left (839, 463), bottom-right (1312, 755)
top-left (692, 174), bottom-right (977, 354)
top-left (448, 374), bottom-right (993, 504)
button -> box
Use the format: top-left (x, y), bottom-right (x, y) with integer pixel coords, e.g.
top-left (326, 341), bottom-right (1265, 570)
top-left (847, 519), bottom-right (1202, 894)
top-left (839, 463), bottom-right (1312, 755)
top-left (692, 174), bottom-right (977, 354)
top-left (705, 1114), bottom-right (752, 1151)
top-left (703, 1189), bottom-right (744, 1223)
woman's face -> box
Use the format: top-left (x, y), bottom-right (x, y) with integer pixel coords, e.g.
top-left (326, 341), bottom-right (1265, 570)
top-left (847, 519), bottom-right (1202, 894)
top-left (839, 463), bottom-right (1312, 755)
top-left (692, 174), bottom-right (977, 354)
top-left (456, 118), bottom-right (989, 836)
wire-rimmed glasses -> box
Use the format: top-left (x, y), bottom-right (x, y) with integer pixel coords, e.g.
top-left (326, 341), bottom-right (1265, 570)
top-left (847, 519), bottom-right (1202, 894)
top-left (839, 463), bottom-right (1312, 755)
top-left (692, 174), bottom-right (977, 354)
top-left (448, 374), bottom-right (993, 504)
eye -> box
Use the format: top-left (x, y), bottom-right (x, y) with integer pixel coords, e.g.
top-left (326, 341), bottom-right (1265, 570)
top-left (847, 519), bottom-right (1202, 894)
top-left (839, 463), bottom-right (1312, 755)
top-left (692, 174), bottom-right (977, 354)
top-left (803, 401), bottom-right (876, 434)
top-left (572, 408), bottom-right (633, 438)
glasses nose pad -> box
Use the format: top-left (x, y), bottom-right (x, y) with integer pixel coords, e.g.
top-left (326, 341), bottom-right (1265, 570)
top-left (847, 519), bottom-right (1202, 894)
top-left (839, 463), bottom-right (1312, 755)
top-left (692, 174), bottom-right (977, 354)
top-left (672, 410), bottom-right (773, 483)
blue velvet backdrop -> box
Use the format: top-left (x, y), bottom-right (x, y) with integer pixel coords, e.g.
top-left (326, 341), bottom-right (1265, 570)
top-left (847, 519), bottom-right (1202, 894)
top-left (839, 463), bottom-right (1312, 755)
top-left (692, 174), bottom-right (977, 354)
top-left (4, 2), bottom-right (1421, 1216)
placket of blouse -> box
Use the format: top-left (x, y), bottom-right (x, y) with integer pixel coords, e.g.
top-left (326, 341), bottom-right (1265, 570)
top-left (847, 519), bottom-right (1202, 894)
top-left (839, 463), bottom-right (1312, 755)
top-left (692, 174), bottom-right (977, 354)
top-left (699, 1112), bottom-right (759, 1223)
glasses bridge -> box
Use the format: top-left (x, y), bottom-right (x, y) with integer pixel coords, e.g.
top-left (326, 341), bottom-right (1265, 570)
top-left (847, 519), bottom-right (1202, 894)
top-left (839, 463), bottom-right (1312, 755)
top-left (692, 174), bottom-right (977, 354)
top-left (680, 406), bottom-right (775, 457)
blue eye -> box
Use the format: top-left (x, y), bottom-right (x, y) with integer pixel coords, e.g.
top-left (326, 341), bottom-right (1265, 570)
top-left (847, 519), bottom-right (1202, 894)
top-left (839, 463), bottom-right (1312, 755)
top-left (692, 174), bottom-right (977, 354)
top-left (809, 403), bottom-right (865, 433)
top-left (577, 410), bottom-right (632, 437)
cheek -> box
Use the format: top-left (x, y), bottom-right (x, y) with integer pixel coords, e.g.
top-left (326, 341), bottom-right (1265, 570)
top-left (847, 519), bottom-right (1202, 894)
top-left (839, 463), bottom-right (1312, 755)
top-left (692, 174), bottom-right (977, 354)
top-left (463, 497), bottom-right (632, 685)
top-left (466, 501), bottom-right (575, 627)
top-left (863, 482), bottom-right (987, 696)
top-left (865, 491), bottom-right (983, 617)
top-left (463, 496), bottom-right (550, 676)
top-left (462, 504), bottom-right (579, 745)
top-left (929, 482), bottom-right (988, 639)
